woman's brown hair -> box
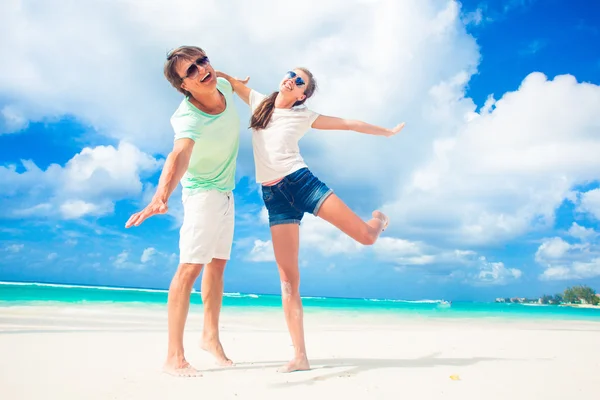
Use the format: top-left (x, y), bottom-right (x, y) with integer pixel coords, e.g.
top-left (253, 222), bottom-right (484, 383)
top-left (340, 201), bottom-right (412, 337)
top-left (250, 68), bottom-right (317, 130)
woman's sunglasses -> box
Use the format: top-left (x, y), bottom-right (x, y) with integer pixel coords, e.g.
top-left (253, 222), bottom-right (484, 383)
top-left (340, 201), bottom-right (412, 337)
top-left (182, 56), bottom-right (210, 80)
top-left (284, 71), bottom-right (306, 87)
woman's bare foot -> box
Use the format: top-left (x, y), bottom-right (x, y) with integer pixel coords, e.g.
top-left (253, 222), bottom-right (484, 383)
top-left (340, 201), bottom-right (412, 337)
top-left (277, 356), bottom-right (310, 373)
top-left (163, 359), bottom-right (202, 377)
top-left (201, 337), bottom-right (234, 366)
top-left (372, 210), bottom-right (389, 231)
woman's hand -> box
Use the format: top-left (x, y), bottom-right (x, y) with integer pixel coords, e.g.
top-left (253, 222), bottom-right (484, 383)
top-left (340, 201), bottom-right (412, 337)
top-left (386, 122), bottom-right (406, 137)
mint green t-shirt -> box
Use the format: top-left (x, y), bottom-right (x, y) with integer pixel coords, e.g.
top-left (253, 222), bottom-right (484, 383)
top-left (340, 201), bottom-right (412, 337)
top-left (170, 77), bottom-right (240, 195)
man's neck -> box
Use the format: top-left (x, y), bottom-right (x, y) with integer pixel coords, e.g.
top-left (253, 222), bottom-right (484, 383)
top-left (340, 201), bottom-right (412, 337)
top-left (189, 89), bottom-right (226, 115)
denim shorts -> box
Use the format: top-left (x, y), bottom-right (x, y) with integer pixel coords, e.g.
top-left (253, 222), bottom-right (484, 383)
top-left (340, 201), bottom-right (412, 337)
top-left (261, 168), bottom-right (333, 227)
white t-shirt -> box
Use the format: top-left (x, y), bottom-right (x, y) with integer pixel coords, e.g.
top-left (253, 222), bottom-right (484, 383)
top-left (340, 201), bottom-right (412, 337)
top-left (249, 89), bottom-right (320, 183)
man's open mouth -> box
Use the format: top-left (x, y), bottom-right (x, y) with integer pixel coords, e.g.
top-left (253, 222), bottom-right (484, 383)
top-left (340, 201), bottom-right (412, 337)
top-left (200, 72), bottom-right (211, 82)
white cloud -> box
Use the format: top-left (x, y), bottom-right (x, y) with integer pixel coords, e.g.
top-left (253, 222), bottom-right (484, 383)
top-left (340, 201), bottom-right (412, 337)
top-left (141, 247), bottom-right (157, 263)
top-left (1, 105), bottom-right (28, 133)
top-left (461, 8), bottom-right (484, 26)
top-left (59, 200), bottom-right (112, 220)
top-left (259, 207), bottom-right (269, 225)
top-left (535, 237), bottom-right (573, 262)
top-left (6, 244), bottom-right (24, 253)
top-left (385, 72), bottom-right (600, 247)
top-left (0, 0), bottom-right (181, 151)
top-left (0, 141), bottom-right (162, 220)
top-left (541, 260), bottom-right (600, 281)
top-left (446, 256), bottom-right (522, 286)
top-left (475, 257), bottom-right (523, 285)
top-left (300, 215), bottom-right (364, 256)
top-left (537, 225), bottom-right (600, 280)
top-left (47, 252), bottom-right (58, 260)
top-left (374, 238), bottom-right (521, 285)
top-left (568, 222), bottom-right (597, 242)
top-left (576, 189), bottom-right (600, 220)
top-left (114, 250), bottom-right (129, 267)
top-left (248, 239), bottom-right (275, 262)
top-left (373, 237), bottom-right (435, 265)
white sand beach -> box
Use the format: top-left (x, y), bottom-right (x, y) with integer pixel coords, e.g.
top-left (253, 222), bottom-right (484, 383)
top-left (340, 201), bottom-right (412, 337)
top-left (1, 304), bottom-right (598, 399)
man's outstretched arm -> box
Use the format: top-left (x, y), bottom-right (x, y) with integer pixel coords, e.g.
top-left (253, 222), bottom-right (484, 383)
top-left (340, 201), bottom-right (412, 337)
top-left (125, 138), bottom-right (194, 228)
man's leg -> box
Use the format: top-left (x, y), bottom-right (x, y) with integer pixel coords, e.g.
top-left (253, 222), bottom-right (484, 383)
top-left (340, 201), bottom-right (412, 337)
top-left (164, 262), bottom-right (203, 377)
top-left (200, 258), bottom-right (232, 366)
top-left (199, 190), bottom-right (235, 365)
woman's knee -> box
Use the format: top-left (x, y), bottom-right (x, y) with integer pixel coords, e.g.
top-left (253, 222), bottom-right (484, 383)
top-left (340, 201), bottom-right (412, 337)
top-left (278, 269), bottom-right (300, 296)
top-left (356, 226), bottom-right (377, 246)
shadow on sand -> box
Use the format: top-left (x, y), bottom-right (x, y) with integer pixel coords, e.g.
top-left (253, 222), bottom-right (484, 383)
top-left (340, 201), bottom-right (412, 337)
top-left (202, 352), bottom-right (530, 387)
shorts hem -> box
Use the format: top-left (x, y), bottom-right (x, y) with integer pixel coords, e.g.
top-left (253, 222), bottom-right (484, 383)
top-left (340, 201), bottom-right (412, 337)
top-left (212, 254), bottom-right (231, 261)
top-left (178, 258), bottom-right (211, 265)
top-left (312, 189), bottom-right (334, 215)
top-left (269, 219), bottom-right (302, 227)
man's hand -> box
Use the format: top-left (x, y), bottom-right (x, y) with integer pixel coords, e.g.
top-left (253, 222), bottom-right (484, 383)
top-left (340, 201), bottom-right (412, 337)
top-left (124, 138), bottom-right (193, 229)
top-left (125, 197), bottom-right (168, 228)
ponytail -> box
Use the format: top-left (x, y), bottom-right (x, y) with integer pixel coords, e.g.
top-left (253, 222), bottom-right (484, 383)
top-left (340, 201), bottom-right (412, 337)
top-left (249, 92), bottom-right (278, 130)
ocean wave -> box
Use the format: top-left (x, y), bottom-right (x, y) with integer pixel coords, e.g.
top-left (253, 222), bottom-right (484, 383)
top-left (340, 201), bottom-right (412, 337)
top-left (0, 281), bottom-right (168, 294)
top-left (363, 298), bottom-right (446, 304)
top-left (223, 292), bottom-right (259, 299)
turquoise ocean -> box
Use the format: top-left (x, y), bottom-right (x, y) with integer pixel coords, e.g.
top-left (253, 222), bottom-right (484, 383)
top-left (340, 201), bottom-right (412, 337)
top-left (2, 281), bottom-right (600, 321)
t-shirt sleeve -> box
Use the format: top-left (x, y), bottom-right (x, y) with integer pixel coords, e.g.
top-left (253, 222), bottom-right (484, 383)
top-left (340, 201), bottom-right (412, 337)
top-left (306, 108), bottom-right (320, 127)
top-left (217, 77), bottom-right (234, 95)
top-left (171, 113), bottom-right (200, 142)
top-left (249, 89), bottom-right (268, 112)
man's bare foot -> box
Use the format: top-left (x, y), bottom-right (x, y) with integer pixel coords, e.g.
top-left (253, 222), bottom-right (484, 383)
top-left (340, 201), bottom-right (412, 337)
top-left (163, 360), bottom-right (202, 377)
top-left (372, 210), bottom-right (389, 231)
top-left (277, 356), bottom-right (310, 373)
top-left (201, 338), bottom-right (233, 366)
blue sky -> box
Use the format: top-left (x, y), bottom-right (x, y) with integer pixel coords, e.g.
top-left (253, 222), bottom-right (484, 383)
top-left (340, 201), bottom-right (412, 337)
top-left (1, 0), bottom-right (600, 301)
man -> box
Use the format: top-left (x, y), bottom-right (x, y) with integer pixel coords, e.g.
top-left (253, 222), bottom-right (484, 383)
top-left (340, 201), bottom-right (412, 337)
top-left (125, 46), bottom-right (245, 377)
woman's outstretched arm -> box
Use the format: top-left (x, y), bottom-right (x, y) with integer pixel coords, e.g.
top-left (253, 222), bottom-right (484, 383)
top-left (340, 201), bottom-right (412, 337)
top-left (216, 71), bottom-right (251, 105)
top-left (311, 115), bottom-right (405, 137)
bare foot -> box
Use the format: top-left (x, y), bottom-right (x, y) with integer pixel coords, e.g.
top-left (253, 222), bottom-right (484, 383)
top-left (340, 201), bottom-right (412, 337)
top-left (201, 338), bottom-right (234, 366)
top-left (277, 356), bottom-right (310, 373)
top-left (163, 360), bottom-right (202, 377)
top-left (372, 210), bottom-right (389, 231)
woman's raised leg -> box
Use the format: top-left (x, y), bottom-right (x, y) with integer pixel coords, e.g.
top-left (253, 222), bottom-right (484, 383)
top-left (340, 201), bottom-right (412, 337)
top-left (316, 194), bottom-right (388, 245)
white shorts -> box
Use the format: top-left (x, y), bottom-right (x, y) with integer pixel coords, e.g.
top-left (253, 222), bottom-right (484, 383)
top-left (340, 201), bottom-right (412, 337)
top-left (179, 190), bottom-right (235, 265)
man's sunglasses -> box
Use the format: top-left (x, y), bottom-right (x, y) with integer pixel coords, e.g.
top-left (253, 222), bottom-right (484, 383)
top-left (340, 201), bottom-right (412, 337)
top-left (284, 71), bottom-right (306, 87)
top-left (181, 56), bottom-right (210, 80)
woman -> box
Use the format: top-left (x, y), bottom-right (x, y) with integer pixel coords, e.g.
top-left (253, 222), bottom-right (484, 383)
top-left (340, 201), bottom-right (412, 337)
top-left (217, 68), bottom-right (405, 372)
